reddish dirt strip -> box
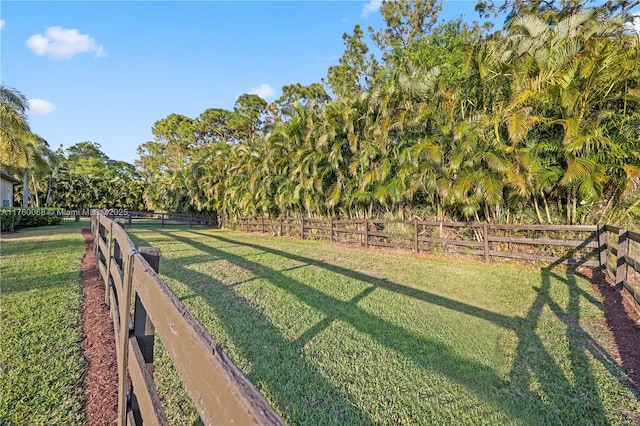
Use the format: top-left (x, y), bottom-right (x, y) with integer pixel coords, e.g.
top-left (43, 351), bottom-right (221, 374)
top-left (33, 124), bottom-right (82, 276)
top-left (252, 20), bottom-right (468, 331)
top-left (80, 229), bottom-right (118, 425)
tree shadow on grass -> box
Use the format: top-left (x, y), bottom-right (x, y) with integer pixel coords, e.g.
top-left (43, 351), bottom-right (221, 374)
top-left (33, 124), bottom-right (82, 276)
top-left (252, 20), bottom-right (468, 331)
top-left (506, 267), bottom-right (638, 424)
top-left (130, 233), bottom-right (374, 425)
top-left (134, 229), bottom-right (638, 424)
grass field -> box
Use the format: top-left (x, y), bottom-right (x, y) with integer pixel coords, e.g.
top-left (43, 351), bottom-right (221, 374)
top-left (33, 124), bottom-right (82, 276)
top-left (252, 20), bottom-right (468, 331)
top-left (127, 228), bottom-right (640, 425)
top-left (0, 225), bottom-right (86, 425)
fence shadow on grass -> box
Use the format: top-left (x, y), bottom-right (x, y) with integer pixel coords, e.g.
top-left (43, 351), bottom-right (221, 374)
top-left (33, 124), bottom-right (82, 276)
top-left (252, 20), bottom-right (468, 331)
top-left (580, 268), bottom-right (640, 393)
top-left (129, 232), bottom-right (374, 425)
top-left (506, 267), bottom-right (635, 423)
top-left (136, 229), bottom-right (636, 424)
top-left (205, 232), bottom-right (639, 421)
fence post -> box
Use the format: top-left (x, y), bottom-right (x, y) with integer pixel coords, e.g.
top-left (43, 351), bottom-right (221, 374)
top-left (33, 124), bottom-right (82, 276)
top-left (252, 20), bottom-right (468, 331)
top-left (364, 219), bottom-right (369, 248)
top-left (413, 218), bottom-right (419, 252)
top-left (105, 221), bottom-right (114, 307)
top-left (597, 224), bottom-right (608, 271)
top-left (130, 246), bottom-right (160, 424)
top-left (75, 211), bottom-right (80, 222)
top-left (161, 213), bottom-right (165, 228)
top-left (483, 223), bottom-right (490, 263)
top-left (262, 216), bottom-right (265, 233)
top-left (301, 217), bottom-right (305, 240)
top-left (279, 218), bottom-right (283, 236)
top-left (330, 218), bottom-right (334, 243)
top-left (615, 228), bottom-right (629, 291)
top-left (117, 251), bottom-right (135, 426)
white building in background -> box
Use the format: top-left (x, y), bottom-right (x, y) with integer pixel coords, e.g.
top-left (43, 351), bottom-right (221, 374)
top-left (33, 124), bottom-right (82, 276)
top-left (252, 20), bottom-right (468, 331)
top-left (0, 171), bottom-right (20, 207)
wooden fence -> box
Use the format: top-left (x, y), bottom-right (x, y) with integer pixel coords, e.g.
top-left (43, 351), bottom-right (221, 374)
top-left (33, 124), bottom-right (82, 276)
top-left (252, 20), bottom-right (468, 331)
top-left (228, 217), bottom-right (602, 267)
top-left (230, 217), bottom-right (640, 308)
top-left (600, 225), bottom-right (640, 304)
top-left (91, 214), bottom-right (283, 426)
top-left (107, 211), bottom-right (218, 228)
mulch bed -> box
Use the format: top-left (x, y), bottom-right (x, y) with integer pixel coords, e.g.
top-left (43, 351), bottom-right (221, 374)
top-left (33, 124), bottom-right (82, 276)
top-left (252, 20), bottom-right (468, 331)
top-left (80, 229), bottom-right (118, 425)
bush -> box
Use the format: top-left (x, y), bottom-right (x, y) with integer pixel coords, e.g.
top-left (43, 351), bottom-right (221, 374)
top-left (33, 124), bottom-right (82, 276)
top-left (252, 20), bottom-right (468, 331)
top-left (0, 208), bottom-right (63, 231)
top-left (0, 213), bottom-right (21, 232)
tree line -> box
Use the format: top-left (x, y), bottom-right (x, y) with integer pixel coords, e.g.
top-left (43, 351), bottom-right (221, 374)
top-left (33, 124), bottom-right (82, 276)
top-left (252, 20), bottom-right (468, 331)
top-left (0, 130), bottom-right (145, 210)
top-left (137, 0), bottom-right (640, 225)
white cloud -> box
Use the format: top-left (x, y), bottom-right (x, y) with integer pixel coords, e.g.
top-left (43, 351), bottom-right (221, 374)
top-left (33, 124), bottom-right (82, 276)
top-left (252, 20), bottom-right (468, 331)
top-left (361, 0), bottom-right (382, 18)
top-left (249, 83), bottom-right (275, 100)
top-left (26, 26), bottom-right (107, 59)
top-left (0, 20), bottom-right (6, 31)
top-left (28, 98), bottom-right (57, 115)
top-left (624, 14), bottom-right (640, 34)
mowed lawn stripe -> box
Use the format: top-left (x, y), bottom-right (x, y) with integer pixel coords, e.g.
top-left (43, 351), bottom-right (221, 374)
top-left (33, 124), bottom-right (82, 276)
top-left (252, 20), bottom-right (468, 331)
top-left (128, 228), bottom-right (640, 425)
top-left (0, 230), bottom-right (86, 425)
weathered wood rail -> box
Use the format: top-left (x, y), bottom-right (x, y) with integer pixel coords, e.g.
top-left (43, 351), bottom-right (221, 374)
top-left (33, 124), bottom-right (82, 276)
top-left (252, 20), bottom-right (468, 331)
top-left (229, 217), bottom-right (602, 267)
top-left (91, 214), bottom-right (284, 426)
top-left (601, 225), bottom-right (640, 305)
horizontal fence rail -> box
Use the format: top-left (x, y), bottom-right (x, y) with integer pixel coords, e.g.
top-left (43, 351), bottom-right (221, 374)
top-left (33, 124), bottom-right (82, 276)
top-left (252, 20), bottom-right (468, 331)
top-left (113, 211), bottom-right (218, 228)
top-left (227, 217), bottom-right (601, 268)
top-left (91, 214), bottom-right (284, 426)
top-left (67, 209), bottom-right (218, 228)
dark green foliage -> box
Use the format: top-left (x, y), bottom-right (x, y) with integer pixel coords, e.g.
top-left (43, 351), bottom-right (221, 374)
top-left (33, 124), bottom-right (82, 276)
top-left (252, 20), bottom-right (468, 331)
top-left (0, 211), bottom-right (21, 232)
top-left (9, 141), bottom-right (146, 211)
top-left (0, 208), bottom-right (62, 230)
top-left (324, 24), bottom-right (381, 97)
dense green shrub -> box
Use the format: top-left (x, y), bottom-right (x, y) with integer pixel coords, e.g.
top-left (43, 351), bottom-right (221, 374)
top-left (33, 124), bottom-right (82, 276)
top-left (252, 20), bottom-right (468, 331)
top-left (0, 213), bottom-right (21, 232)
top-left (0, 208), bottom-right (63, 231)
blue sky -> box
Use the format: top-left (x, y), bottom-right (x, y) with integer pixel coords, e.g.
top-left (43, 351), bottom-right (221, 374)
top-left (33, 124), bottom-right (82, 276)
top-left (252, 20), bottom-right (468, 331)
top-left (2, 1), bottom-right (485, 164)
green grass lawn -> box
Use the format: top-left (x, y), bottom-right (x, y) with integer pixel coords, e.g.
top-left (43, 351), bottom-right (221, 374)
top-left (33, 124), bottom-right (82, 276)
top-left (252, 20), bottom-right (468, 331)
top-left (15, 217), bottom-right (90, 233)
top-left (127, 228), bottom-right (640, 425)
top-left (0, 228), bottom-right (86, 425)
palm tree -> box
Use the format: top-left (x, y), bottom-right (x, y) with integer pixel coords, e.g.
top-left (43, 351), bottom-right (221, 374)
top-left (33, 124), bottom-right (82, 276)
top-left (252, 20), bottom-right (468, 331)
top-left (0, 86), bottom-right (33, 206)
top-left (0, 86), bottom-right (30, 164)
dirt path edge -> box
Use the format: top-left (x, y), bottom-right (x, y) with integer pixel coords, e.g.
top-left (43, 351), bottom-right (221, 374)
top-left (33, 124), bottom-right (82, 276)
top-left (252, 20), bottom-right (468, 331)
top-left (80, 229), bottom-right (118, 425)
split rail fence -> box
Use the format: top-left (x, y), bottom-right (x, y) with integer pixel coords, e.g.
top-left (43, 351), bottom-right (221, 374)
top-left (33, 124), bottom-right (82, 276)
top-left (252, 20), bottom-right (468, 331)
top-left (91, 214), bottom-right (283, 426)
top-left (105, 211), bottom-right (218, 228)
top-left (230, 217), bottom-right (602, 266)
top-left (600, 225), bottom-right (640, 305)
top-left (229, 217), bottom-right (640, 306)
